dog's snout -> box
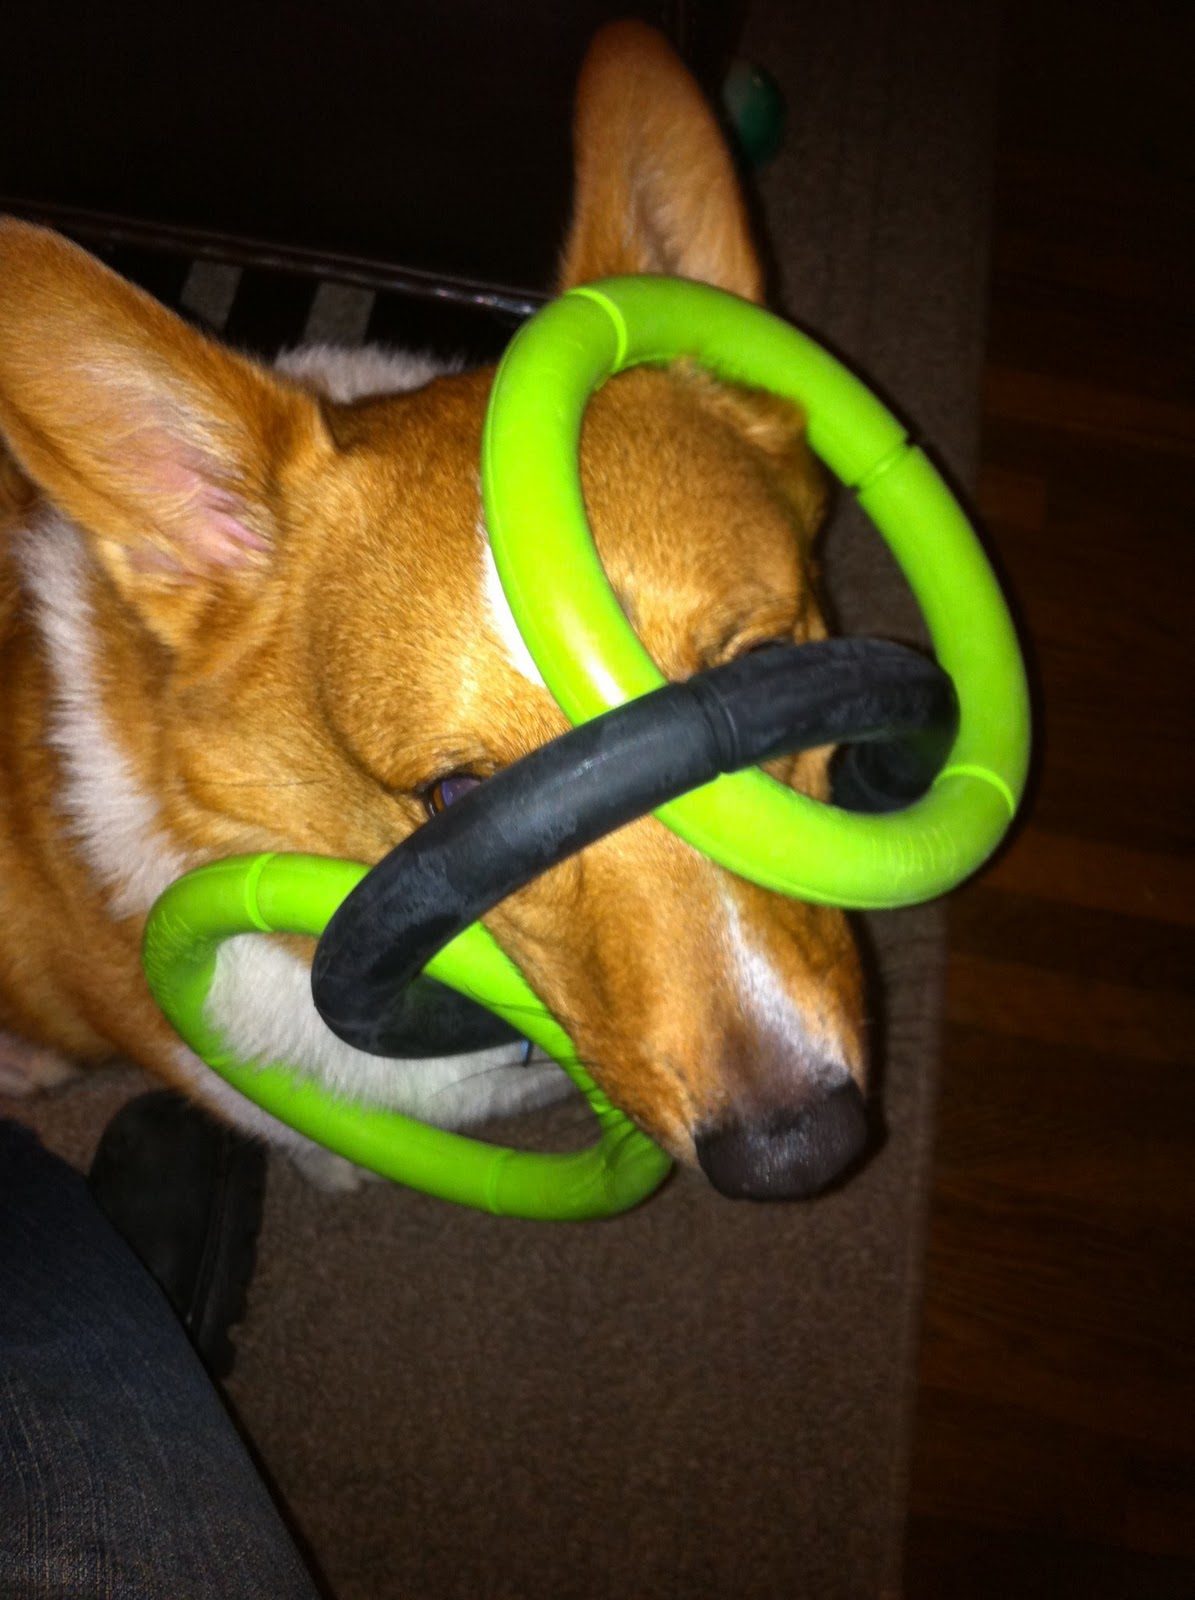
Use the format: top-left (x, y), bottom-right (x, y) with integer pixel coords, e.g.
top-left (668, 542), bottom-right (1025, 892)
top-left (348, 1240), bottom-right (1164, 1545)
top-left (694, 1079), bottom-right (869, 1200)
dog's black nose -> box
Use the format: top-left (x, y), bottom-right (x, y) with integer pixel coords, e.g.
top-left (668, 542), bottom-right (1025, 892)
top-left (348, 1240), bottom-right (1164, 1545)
top-left (695, 1079), bottom-right (869, 1200)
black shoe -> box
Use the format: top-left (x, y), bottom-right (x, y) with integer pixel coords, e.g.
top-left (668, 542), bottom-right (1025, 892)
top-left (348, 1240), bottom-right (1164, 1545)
top-left (89, 1091), bottom-right (266, 1378)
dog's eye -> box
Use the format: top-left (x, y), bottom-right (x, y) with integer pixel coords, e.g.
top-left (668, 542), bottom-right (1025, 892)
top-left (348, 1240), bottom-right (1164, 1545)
top-left (713, 630), bottom-right (795, 666)
top-left (422, 773), bottom-right (482, 817)
top-left (745, 637), bottom-right (791, 654)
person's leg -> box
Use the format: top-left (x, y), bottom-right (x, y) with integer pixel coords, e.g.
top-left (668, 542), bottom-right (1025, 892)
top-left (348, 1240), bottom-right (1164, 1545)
top-left (0, 1120), bottom-right (320, 1599)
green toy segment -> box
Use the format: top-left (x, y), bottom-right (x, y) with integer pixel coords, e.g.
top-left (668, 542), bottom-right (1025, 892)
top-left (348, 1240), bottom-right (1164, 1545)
top-left (480, 275), bottom-right (1030, 909)
top-left (141, 853), bottom-right (671, 1220)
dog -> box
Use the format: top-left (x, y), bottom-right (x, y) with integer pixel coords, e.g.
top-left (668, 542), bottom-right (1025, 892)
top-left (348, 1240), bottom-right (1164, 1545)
top-left (0, 23), bottom-right (866, 1199)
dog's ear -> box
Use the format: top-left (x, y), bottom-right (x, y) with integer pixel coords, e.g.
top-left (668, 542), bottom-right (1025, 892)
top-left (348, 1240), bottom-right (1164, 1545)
top-left (559, 21), bottom-right (763, 301)
top-left (0, 219), bottom-right (328, 643)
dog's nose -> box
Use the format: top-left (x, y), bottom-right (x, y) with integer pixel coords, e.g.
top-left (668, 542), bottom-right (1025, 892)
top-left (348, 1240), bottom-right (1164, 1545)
top-left (694, 1079), bottom-right (869, 1200)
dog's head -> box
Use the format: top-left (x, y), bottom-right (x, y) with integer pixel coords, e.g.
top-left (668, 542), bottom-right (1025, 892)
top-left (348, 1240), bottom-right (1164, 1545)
top-left (0, 24), bottom-right (867, 1196)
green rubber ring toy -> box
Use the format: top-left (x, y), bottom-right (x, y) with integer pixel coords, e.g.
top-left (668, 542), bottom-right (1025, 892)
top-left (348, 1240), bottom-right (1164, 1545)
top-left (481, 276), bottom-right (1030, 909)
top-left (143, 275), bottom-right (1029, 1219)
top-left (142, 853), bottom-right (672, 1219)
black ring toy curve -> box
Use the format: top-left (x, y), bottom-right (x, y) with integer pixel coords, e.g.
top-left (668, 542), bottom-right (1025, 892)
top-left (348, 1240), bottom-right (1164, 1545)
top-left (312, 639), bottom-right (957, 1058)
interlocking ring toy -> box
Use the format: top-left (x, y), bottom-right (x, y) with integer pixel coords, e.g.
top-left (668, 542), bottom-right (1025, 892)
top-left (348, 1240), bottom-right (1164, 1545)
top-left (142, 277), bottom-right (1030, 1221)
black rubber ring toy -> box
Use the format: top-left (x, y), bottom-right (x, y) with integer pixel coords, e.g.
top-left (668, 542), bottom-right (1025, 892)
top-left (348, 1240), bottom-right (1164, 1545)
top-left (311, 637), bottom-right (957, 1059)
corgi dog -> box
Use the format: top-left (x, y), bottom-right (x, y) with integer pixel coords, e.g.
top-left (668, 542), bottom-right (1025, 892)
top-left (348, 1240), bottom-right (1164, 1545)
top-left (0, 23), bottom-right (866, 1199)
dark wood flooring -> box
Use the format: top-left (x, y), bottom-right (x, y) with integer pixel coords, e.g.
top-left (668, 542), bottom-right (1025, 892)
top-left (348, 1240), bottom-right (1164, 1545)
top-left (904, 5), bottom-right (1195, 1594)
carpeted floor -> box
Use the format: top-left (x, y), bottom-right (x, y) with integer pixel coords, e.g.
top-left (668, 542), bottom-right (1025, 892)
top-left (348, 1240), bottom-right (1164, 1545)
top-left (0, 4), bottom-right (1000, 1595)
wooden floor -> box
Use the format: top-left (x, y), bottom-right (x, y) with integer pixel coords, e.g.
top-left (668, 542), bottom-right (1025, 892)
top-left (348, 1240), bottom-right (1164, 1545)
top-left (904, 4), bottom-right (1195, 1595)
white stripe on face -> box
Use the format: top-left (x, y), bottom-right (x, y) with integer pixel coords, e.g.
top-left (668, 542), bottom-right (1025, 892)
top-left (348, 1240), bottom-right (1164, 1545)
top-left (718, 885), bottom-right (849, 1087)
top-left (476, 513), bottom-right (547, 688)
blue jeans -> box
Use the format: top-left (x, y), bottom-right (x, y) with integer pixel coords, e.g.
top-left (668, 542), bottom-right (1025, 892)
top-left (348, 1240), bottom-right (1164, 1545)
top-left (0, 1120), bottom-right (319, 1599)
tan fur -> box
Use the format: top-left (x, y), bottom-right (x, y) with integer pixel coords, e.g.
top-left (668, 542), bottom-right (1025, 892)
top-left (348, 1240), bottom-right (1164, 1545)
top-left (0, 23), bottom-right (863, 1165)
top-left (560, 20), bottom-right (765, 300)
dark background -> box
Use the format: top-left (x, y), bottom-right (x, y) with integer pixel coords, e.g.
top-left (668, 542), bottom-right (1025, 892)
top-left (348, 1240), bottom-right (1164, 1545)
top-left (1, 1), bottom-right (743, 295)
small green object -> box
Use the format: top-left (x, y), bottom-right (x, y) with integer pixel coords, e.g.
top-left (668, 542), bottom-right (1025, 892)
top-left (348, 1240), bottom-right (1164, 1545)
top-left (141, 853), bottom-right (671, 1219)
top-left (144, 275), bottom-right (1029, 1217)
top-left (722, 59), bottom-right (787, 168)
